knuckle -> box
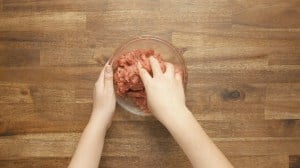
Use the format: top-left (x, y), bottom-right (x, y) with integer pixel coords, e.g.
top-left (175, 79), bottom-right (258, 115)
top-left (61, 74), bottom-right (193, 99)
top-left (105, 75), bottom-right (113, 80)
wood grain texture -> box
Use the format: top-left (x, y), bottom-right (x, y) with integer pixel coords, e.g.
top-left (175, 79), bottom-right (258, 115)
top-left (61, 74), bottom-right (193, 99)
top-left (0, 133), bottom-right (300, 159)
top-left (2, 0), bottom-right (87, 12)
top-left (0, 12), bottom-right (86, 31)
top-left (40, 48), bottom-right (97, 66)
top-left (0, 49), bottom-right (40, 67)
top-left (0, 0), bottom-right (2, 12)
top-left (230, 155), bottom-right (289, 168)
top-left (0, 30), bottom-right (94, 49)
top-left (0, 155), bottom-right (290, 168)
top-left (232, 1), bottom-right (300, 29)
top-left (0, 0), bottom-right (299, 167)
top-left (265, 83), bottom-right (300, 119)
top-left (289, 155), bottom-right (300, 168)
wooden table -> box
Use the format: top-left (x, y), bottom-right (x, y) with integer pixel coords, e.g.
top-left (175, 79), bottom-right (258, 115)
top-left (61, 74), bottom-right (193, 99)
top-left (0, 0), bottom-right (299, 167)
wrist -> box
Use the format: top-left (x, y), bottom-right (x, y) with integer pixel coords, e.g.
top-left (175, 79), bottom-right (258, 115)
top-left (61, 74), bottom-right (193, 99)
top-left (86, 118), bottom-right (108, 135)
top-left (88, 110), bottom-right (112, 132)
top-left (161, 106), bottom-right (196, 133)
top-left (156, 105), bottom-right (190, 125)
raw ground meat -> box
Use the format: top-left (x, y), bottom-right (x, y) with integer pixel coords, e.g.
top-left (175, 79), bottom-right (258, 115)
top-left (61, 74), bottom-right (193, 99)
top-left (113, 49), bottom-right (183, 113)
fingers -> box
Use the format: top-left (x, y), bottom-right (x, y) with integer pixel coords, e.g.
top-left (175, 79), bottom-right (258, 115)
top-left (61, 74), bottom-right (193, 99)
top-left (149, 56), bottom-right (163, 76)
top-left (137, 62), bottom-right (151, 85)
top-left (104, 63), bottom-right (114, 90)
top-left (164, 62), bottom-right (175, 77)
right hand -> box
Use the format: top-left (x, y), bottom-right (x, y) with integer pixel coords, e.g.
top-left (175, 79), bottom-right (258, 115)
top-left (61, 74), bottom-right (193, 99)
top-left (137, 57), bottom-right (186, 122)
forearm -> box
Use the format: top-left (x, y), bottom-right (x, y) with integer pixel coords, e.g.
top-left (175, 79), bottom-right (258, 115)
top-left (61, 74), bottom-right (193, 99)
top-left (68, 119), bottom-right (107, 168)
top-left (161, 107), bottom-right (233, 168)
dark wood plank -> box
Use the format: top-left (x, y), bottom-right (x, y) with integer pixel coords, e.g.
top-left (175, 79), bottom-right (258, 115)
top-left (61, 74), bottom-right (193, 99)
top-left (2, 0), bottom-right (87, 12)
top-left (0, 31), bottom-right (94, 49)
top-left (0, 49), bottom-right (39, 67)
top-left (0, 156), bottom-right (140, 168)
top-left (0, 158), bottom-right (70, 168)
top-left (0, 12), bottom-right (86, 31)
top-left (289, 155), bottom-right (300, 168)
top-left (230, 155), bottom-right (289, 168)
top-left (0, 0), bottom-right (2, 11)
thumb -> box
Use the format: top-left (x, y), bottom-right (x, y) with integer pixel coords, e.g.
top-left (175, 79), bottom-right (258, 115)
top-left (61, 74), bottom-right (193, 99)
top-left (137, 62), bottom-right (151, 87)
top-left (104, 64), bottom-right (114, 90)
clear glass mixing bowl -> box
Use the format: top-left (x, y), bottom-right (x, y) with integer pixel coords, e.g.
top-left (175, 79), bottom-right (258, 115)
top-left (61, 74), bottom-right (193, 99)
top-left (109, 35), bottom-right (188, 116)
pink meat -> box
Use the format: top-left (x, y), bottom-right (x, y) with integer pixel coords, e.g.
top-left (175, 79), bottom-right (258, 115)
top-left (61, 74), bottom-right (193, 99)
top-left (113, 49), bottom-right (183, 113)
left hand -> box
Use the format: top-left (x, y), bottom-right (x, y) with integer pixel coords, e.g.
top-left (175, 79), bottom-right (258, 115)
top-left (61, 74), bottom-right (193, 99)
top-left (90, 61), bottom-right (116, 130)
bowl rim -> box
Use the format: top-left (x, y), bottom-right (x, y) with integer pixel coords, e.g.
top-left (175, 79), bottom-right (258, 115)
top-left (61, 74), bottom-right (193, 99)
top-left (109, 35), bottom-right (188, 84)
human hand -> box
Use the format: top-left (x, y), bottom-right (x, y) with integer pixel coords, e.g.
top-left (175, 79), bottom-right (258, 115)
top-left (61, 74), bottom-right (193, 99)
top-left (137, 57), bottom-right (186, 122)
top-left (90, 62), bottom-right (116, 130)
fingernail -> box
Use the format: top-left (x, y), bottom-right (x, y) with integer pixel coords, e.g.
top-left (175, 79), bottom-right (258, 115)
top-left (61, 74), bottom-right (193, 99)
top-left (105, 65), bottom-right (112, 73)
top-left (149, 56), bottom-right (156, 63)
top-left (137, 61), bottom-right (141, 68)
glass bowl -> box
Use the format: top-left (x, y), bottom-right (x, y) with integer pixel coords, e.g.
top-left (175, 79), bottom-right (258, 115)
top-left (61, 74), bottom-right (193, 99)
top-left (109, 35), bottom-right (188, 116)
